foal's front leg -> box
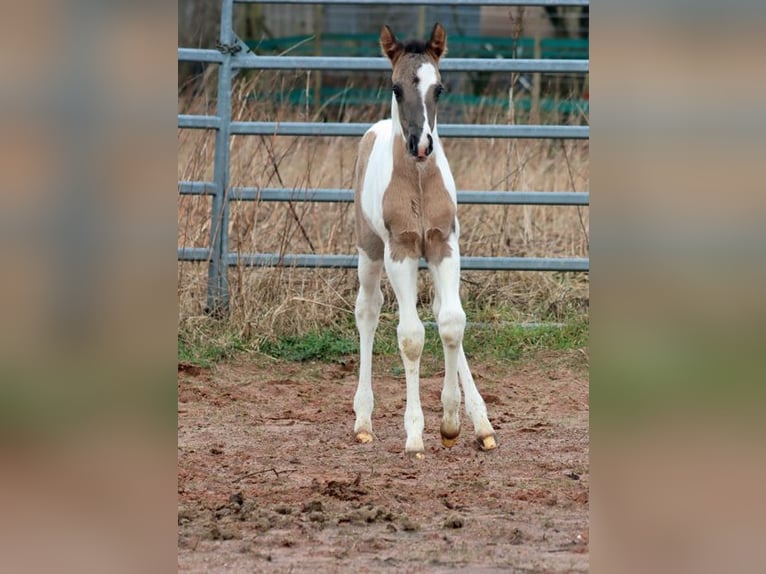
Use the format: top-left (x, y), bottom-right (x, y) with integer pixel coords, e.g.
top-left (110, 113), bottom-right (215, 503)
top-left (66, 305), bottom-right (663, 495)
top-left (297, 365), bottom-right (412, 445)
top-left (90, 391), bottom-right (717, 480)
top-left (384, 250), bottom-right (426, 457)
top-left (354, 251), bottom-right (384, 443)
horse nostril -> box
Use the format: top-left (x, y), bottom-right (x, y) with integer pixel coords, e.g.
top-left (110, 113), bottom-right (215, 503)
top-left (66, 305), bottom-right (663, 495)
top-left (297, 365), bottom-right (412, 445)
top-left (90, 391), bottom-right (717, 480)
top-left (408, 134), bottom-right (418, 156)
top-left (426, 134), bottom-right (433, 156)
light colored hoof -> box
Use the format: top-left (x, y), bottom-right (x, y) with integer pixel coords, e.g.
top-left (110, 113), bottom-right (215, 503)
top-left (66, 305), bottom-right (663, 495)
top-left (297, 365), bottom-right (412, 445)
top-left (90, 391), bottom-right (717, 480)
top-left (355, 431), bottom-right (373, 444)
top-left (408, 451), bottom-right (426, 460)
top-left (479, 435), bottom-right (497, 451)
top-left (441, 436), bottom-right (458, 448)
top-left (440, 422), bottom-right (460, 449)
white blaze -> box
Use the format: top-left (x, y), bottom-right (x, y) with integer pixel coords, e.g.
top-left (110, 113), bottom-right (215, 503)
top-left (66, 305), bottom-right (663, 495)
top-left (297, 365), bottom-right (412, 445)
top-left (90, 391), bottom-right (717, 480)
top-left (416, 62), bottom-right (438, 150)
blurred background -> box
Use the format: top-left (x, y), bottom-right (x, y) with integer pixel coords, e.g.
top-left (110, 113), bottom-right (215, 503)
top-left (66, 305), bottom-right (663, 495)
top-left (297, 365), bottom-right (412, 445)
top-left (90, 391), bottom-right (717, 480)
top-left (179, 2), bottom-right (588, 121)
top-left (1, 0), bottom-right (765, 571)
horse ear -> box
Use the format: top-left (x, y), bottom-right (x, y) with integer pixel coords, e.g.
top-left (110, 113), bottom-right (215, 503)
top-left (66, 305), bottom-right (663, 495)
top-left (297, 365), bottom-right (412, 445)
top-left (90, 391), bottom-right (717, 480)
top-left (380, 25), bottom-right (403, 64)
top-left (427, 22), bottom-right (447, 61)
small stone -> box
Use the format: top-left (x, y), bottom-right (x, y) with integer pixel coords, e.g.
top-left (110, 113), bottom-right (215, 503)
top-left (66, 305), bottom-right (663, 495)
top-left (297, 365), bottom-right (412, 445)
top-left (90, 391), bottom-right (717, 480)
top-left (217, 526), bottom-right (241, 540)
top-left (443, 514), bottom-right (464, 529)
top-left (509, 527), bottom-right (524, 545)
top-left (400, 516), bottom-right (420, 532)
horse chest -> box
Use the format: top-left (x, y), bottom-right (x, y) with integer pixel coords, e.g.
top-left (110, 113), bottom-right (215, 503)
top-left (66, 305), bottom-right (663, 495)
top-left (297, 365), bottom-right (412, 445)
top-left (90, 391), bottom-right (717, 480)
top-left (386, 141), bottom-right (454, 257)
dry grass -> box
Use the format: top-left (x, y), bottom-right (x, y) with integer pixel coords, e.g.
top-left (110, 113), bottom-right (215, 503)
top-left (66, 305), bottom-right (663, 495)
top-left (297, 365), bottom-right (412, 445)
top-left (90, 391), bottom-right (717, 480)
top-left (178, 71), bottom-right (589, 344)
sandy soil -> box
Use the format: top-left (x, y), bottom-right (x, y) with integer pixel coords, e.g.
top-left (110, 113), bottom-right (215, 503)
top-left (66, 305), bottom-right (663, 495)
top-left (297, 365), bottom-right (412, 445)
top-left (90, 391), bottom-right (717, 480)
top-left (178, 351), bottom-right (589, 572)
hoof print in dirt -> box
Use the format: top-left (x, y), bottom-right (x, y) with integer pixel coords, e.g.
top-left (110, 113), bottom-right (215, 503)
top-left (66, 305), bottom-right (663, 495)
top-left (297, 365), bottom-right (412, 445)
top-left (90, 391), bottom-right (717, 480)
top-left (308, 511), bottom-right (326, 524)
top-left (208, 524), bottom-right (241, 541)
top-left (301, 499), bottom-right (323, 513)
top-left (252, 516), bottom-right (273, 532)
top-left (178, 506), bottom-right (197, 526)
top-left (338, 505), bottom-right (396, 526)
top-left (178, 535), bottom-right (198, 549)
top-left (239, 500), bottom-right (259, 520)
top-left (443, 514), bottom-right (464, 529)
top-left (321, 475), bottom-right (368, 501)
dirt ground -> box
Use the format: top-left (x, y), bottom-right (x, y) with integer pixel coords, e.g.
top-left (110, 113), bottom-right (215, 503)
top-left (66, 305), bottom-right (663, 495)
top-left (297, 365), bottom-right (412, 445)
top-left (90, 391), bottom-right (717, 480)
top-left (178, 350), bottom-right (589, 573)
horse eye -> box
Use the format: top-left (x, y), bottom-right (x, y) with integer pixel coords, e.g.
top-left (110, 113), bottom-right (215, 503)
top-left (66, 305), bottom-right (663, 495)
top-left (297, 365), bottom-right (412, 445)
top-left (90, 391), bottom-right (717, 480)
top-left (392, 84), bottom-right (403, 101)
top-left (434, 85), bottom-right (445, 101)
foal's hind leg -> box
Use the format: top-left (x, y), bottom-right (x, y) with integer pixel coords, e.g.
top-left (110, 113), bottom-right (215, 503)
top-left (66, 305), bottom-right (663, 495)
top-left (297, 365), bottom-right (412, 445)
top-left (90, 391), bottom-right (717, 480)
top-left (429, 237), bottom-right (496, 451)
top-left (354, 251), bottom-right (384, 443)
top-left (457, 347), bottom-right (496, 450)
top-left (428, 248), bottom-right (465, 448)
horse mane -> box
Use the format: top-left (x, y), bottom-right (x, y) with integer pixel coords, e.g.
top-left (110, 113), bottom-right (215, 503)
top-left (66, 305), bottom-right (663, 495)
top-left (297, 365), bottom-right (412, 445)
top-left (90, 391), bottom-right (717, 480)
top-left (401, 39), bottom-right (428, 54)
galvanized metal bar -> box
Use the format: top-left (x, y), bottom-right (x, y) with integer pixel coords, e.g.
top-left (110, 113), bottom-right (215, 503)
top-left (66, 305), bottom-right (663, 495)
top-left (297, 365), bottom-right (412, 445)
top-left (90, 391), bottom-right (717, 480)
top-left (212, 252), bottom-right (589, 272)
top-left (178, 114), bottom-right (221, 130)
top-left (229, 186), bottom-right (589, 205)
top-left (458, 191), bottom-right (589, 205)
top-left (234, 0), bottom-right (589, 6)
top-left (179, 249), bottom-right (588, 272)
top-left (231, 55), bottom-right (588, 74)
top-left (207, 0), bottom-right (234, 313)
top-left (228, 187), bottom-right (354, 202)
top-left (441, 124), bottom-right (589, 138)
top-left (459, 256), bottom-right (588, 271)
top-left (179, 181), bottom-right (217, 195)
top-left (229, 121), bottom-right (588, 139)
top-left (178, 48), bottom-right (224, 64)
top-left (178, 247), bottom-right (212, 261)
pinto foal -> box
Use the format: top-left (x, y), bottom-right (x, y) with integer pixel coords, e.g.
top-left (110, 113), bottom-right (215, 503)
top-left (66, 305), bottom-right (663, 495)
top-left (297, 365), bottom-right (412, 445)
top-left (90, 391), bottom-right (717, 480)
top-left (352, 23), bottom-right (496, 457)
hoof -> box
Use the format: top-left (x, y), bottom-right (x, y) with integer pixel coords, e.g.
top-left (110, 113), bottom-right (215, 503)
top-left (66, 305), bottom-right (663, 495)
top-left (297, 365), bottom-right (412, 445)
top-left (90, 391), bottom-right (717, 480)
top-left (478, 434), bottom-right (497, 451)
top-left (440, 422), bottom-right (460, 448)
top-left (355, 431), bottom-right (373, 444)
top-left (441, 436), bottom-right (458, 448)
top-left (407, 451), bottom-right (426, 460)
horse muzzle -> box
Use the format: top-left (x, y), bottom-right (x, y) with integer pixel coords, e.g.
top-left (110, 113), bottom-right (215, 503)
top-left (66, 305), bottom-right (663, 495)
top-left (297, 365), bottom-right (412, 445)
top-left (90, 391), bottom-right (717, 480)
top-left (407, 133), bottom-right (433, 160)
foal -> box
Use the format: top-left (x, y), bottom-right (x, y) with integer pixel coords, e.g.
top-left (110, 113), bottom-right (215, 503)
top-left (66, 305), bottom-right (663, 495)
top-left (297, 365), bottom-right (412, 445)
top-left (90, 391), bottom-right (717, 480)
top-left (353, 23), bottom-right (496, 457)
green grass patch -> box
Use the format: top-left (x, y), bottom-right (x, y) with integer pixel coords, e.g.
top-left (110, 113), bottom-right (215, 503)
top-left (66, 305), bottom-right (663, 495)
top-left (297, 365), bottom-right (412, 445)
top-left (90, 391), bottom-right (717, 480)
top-left (178, 331), bottom-right (248, 368)
top-left (258, 330), bottom-right (358, 362)
top-left (464, 320), bottom-right (589, 361)
top-left (255, 317), bottom-right (586, 364)
top-left (178, 311), bottom-right (588, 367)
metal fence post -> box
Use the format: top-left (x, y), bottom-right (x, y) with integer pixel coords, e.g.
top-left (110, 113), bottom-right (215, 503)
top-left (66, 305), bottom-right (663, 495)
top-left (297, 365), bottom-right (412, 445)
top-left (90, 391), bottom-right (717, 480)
top-left (207, 0), bottom-right (234, 315)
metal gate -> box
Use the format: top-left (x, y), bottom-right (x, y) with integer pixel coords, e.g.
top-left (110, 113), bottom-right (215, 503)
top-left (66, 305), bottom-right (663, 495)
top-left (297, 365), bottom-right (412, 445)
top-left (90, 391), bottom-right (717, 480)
top-left (178, 0), bottom-right (590, 313)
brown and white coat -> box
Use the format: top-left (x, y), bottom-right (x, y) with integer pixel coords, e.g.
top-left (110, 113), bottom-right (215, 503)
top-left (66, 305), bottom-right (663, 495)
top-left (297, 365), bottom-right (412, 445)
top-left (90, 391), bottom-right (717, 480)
top-left (353, 23), bottom-right (496, 456)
